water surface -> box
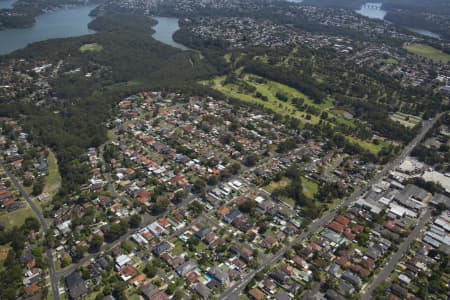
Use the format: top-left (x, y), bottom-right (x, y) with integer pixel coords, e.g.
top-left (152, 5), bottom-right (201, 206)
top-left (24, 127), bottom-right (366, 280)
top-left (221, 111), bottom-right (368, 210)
top-left (151, 16), bottom-right (189, 50)
top-left (355, 2), bottom-right (386, 20)
top-left (0, 5), bottom-right (95, 55)
top-left (0, 0), bottom-right (15, 9)
top-left (406, 27), bottom-right (440, 40)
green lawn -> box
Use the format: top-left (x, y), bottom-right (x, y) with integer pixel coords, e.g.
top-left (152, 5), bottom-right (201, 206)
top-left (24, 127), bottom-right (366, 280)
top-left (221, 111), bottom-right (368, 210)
top-left (0, 205), bottom-right (35, 230)
top-left (79, 43), bottom-right (104, 52)
top-left (404, 43), bottom-right (450, 64)
top-left (43, 149), bottom-right (61, 197)
top-left (264, 177), bottom-right (291, 193)
top-left (380, 58), bottom-right (399, 65)
top-left (171, 239), bottom-right (186, 256)
top-left (301, 176), bottom-right (318, 199)
top-left (206, 75), bottom-right (321, 125)
top-left (0, 245), bottom-right (10, 270)
top-left (204, 74), bottom-right (384, 154)
top-left (277, 196), bottom-right (295, 208)
top-left (204, 74), bottom-right (343, 126)
top-left (390, 112), bottom-right (421, 128)
top-left (346, 136), bottom-right (387, 155)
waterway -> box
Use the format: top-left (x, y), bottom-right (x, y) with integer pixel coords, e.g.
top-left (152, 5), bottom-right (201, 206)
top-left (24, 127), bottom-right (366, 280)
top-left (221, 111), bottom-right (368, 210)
top-left (0, 6), bottom-right (191, 55)
top-left (355, 2), bottom-right (440, 39)
top-left (355, 2), bottom-right (386, 20)
top-left (151, 16), bottom-right (189, 50)
top-left (406, 27), bottom-right (441, 40)
top-left (0, 5), bottom-right (96, 55)
top-left (0, 0), bottom-right (15, 9)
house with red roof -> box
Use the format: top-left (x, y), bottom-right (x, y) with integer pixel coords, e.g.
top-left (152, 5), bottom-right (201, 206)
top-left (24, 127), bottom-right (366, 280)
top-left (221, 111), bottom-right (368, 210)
top-left (335, 215), bottom-right (350, 226)
top-left (328, 221), bottom-right (344, 233)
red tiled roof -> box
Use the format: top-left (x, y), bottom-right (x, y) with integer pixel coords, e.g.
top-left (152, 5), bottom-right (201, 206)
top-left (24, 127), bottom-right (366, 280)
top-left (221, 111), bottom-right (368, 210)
top-left (335, 215), bottom-right (350, 226)
top-left (328, 221), bottom-right (344, 233)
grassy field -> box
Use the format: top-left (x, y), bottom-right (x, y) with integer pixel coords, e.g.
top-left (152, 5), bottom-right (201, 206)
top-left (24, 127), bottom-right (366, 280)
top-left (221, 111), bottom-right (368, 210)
top-left (346, 136), bottom-right (387, 155)
top-left (264, 176), bottom-right (318, 206)
top-left (301, 176), bottom-right (319, 199)
top-left (0, 205), bottom-right (34, 230)
top-left (380, 58), bottom-right (399, 65)
top-left (204, 74), bottom-right (351, 126)
top-left (43, 149), bottom-right (61, 197)
top-left (264, 177), bottom-right (291, 193)
top-left (0, 245), bottom-right (10, 270)
top-left (404, 43), bottom-right (450, 64)
top-left (390, 112), bottom-right (421, 128)
top-left (79, 43), bottom-right (104, 52)
top-left (204, 73), bottom-right (385, 155)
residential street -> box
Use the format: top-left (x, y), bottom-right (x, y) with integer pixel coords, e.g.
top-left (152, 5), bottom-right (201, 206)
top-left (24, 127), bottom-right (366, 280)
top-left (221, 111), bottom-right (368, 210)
top-left (0, 162), bottom-right (61, 300)
top-left (362, 209), bottom-right (432, 299)
top-left (219, 112), bottom-right (444, 300)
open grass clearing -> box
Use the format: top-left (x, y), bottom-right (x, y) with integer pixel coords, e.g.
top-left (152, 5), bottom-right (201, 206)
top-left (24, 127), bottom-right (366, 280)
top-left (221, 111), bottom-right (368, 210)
top-left (302, 176), bottom-right (319, 199)
top-left (346, 136), bottom-right (387, 155)
top-left (205, 74), bottom-right (332, 125)
top-left (43, 149), bottom-right (61, 197)
top-left (0, 205), bottom-right (34, 230)
top-left (0, 244), bottom-right (10, 270)
top-left (206, 76), bottom-right (319, 124)
top-left (79, 43), bottom-right (104, 52)
top-left (263, 177), bottom-right (291, 193)
top-left (380, 58), bottom-right (399, 65)
top-left (390, 112), bottom-right (421, 128)
top-left (404, 43), bottom-right (450, 64)
top-left (204, 74), bottom-right (384, 154)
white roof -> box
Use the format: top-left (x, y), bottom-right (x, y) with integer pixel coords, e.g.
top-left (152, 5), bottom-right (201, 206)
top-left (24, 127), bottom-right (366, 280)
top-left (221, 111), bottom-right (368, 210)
top-left (116, 254), bottom-right (131, 267)
top-left (390, 205), bottom-right (406, 217)
top-left (423, 171), bottom-right (450, 193)
top-left (255, 196), bottom-right (265, 203)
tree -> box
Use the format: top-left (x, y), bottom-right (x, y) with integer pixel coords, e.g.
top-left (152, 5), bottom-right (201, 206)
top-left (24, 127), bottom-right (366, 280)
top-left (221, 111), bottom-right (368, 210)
top-left (244, 153), bottom-right (259, 167)
top-left (166, 283), bottom-right (177, 295)
top-left (90, 235), bottom-right (104, 252)
top-left (174, 290), bottom-right (184, 300)
top-left (143, 264), bottom-right (157, 278)
top-left (192, 179), bottom-right (205, 194)
top-left (207, 175), bottom-right (219, 186)
top-left (23, 217), bottom-right (40, 232)
top-left (32, 177), bottom-right (45, 196)
top-left (151, 199), bottom-right (169, 215)
top-left (129, 214), bottom-right (142, 228)
top-left (173, 190), bottom-right (187, 204)
top-left (238, 200), bottom-right (257, 214)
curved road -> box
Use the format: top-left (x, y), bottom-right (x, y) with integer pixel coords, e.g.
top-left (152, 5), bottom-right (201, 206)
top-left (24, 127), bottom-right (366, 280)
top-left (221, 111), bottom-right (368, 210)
top-left (1, 162), bottom-right (60, 300)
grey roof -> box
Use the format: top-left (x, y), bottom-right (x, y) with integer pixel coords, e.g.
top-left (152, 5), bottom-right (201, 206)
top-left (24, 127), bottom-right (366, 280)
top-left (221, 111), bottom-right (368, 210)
top-left (341, 271), bottom-right (362, 287)
top-left (396, 184), bottom-right (429, 203)
top-left (207, 266), bottom-right (229, 284)
top-left (176, 260), bottom-right (198, 277)
top-left (194, 283), bottom-right (211, 299)
top-left (195, 227), bottom-right (213, 239)
top-left (271, 269), bottom-right (289, 284)
top-left (274, 293), bottom-right (291, 300)
top-left (152, 241), bottom-right (171, 256)
top-left (141, 283), bottom-right (159, 299)
top-left (338, 280), bottom-right (355, 295)
top-left (431, 193), bottom-right (450, 208)
top-left (66, 272), bottom-right (88, 300)
top-left (321, 229), bottom-right (341, 244)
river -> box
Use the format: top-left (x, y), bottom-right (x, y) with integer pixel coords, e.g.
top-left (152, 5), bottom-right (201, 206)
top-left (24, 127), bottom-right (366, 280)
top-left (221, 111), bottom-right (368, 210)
top-left (355, 2), bottom-right (440, 39)
top-left (151, 16), bottom-right (190, 50)
top-left (355, 2), bottom-right (386, 20)
top-left (0, 5), bottom-right (96, 55)
top-left (0, 6), bottom-right (189, 55)
top-left (0, 0), bottom-right (15, 9)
